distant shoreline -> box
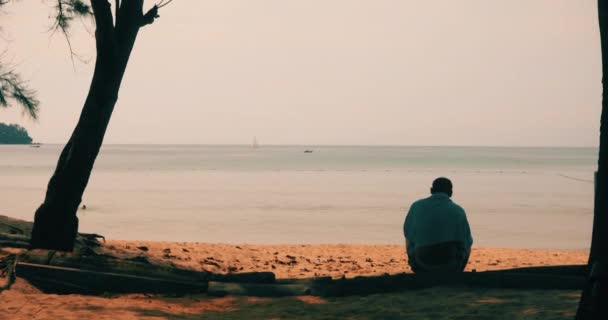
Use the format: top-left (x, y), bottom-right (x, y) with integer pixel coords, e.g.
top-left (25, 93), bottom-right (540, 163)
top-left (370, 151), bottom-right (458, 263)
top-left (2, 143), bottom-right (598, 149)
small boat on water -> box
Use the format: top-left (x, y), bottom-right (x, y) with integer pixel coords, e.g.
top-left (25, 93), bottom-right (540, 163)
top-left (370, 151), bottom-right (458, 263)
top-left (252, 137), bottom-right (259, 149)
top-left (304, 150), bottom-right (313, 153)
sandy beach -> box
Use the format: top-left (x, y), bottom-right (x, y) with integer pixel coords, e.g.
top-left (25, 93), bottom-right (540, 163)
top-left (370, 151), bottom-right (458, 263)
top-left (0, 241), bottom-right (588, 320)
top-left (1, 0), bottom-right (602, 317)
top-left (101, 241), bottom-right (588, 279)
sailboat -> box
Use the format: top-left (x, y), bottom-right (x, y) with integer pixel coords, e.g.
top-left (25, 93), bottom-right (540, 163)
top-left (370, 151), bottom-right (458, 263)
top-left (252, 136), bottom-right (259, 149)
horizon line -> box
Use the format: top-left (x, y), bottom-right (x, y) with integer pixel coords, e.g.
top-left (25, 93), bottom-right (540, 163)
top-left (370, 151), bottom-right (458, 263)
top-left (25, 142), bottom-right (600, 149)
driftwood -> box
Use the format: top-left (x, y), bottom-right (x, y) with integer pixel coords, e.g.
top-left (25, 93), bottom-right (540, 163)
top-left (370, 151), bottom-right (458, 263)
top-left (184, 269), bottom-right (587, 297)
top-left (489, 264), bottom-right (587, 276)
top-left (14, 259), bottom-right (275, 295)
top-left (13, 264), bottom-right (586, 297)
top-left (207, 277), bottom-right (333, 297)
top-left (14, 247), bottom-right (275, 294)
top-left (208, 282), bottom-right (312, 297)
top-left (16, 262), bottom-right (208, 295)
top-left (29, 254), bottom-right (275, 284)
top-left (309, 270), bottom-right (586, 297)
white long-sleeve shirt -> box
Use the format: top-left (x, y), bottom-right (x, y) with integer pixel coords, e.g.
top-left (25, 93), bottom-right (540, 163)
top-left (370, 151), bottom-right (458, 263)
top-left (403, 193), bottom-right (473, 254)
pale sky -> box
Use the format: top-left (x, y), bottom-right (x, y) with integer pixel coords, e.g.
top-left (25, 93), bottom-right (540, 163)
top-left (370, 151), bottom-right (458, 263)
top-left (0, 0), bottom-right (602, 146)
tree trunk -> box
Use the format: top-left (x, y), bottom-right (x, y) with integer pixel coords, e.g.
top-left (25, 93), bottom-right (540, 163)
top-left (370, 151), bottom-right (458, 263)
top-left (576, 1), bottom-right (608, 318)
top-left (30, 0), bottom-right (157, 251)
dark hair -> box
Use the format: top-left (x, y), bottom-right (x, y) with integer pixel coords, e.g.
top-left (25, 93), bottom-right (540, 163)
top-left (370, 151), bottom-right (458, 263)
top-left (431, 177), bottom-right (453, 196)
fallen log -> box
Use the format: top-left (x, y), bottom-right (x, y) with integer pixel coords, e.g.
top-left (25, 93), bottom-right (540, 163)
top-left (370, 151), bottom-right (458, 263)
top-left (208, 281), bottom-right (311, 297)
top-left (212, 271), bottom-right (275, 284)
top-left (16, 262), bottom-right (208, 295)
top-left (207, 277), bottom-right (331, 296)
top-left (15, 259), bottom-right (276, 294)
top-left (488, 264), bottom-right (587, 276)
top-left (311, 271), bottom-right (586, 297)
top-left (32, 255), bottom-right (275, 284)
top-left (34, 254), bottom-right (211, 282)
top-left (10, 262), bottom-right (588, 297)
top-left (465, 271), bottom-right (584, 289)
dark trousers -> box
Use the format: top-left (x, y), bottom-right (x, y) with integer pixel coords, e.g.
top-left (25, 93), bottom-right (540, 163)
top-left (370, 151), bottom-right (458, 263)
top-left (408, 241), bottom-right (470, 273)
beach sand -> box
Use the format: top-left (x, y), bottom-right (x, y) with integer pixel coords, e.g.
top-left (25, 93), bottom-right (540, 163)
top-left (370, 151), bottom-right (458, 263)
top-left (101, 241), bottom-right (588, 279)
top-left (0, 242), bottom-right (588, 320)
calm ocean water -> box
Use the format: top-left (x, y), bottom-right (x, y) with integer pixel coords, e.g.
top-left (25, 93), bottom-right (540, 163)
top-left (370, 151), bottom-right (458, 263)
top-left (0, 144), bottom-right (597, 249)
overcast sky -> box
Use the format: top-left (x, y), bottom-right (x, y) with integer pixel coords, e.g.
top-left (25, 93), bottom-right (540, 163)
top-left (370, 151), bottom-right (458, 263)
top-left (0, 0), bottom-right (602, 146)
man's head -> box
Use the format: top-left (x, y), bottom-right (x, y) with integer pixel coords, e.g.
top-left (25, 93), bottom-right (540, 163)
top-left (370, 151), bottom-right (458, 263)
top-left (431, 177), bottom-right (453, 197)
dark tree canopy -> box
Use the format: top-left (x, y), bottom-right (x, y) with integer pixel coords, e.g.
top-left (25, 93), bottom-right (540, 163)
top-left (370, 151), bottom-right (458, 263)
top-left (0, 122), bottom-right (33, 144)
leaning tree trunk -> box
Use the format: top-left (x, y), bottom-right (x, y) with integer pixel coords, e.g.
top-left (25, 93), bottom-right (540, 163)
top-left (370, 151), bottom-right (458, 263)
top-left (30, 0), bottom-right (160, 251)
top-left (576, 1), bottom-right (608, 318)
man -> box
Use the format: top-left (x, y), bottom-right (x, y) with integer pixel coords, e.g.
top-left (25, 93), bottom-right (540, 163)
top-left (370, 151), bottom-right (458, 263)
top-left (403, 177), bottom-right (473, 273)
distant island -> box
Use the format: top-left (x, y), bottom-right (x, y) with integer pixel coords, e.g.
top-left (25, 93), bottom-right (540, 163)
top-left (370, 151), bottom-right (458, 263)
top-left (0, 122), bottom-right (33, 144)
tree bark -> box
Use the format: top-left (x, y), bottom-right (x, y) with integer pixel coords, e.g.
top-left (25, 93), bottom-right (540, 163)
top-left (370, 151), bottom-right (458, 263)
top-left (30, 0), bottom-right (155, 251)
top-left (576, 1), bottom-right (608, 318)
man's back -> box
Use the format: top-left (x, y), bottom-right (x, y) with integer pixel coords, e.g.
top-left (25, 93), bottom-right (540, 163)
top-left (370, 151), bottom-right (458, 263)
top-left (403, 193), bottom-right (473, 253)
top-left (402, 177), bottom-right (473, 273)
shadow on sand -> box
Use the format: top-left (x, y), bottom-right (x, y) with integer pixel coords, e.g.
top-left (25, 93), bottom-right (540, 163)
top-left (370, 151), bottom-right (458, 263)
top-left (121, 288), bottom-right (579, 320)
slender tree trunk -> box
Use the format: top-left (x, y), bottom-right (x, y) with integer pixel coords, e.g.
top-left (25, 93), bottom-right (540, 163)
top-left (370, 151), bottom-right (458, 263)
top-left (30, 0), bottom-right (158, 251)
top-left (576, 1), bottom-right (608, 318)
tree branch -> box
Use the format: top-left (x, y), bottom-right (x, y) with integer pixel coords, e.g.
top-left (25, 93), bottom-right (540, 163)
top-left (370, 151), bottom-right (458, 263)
top-left (141, 5), bottom-right (159, 26)
top-left (0, 64), bottom-right (40, 120)
top-left (90, 0), bottom-right (116, 57)
top-left (50, 0), bottom-right (92, 64)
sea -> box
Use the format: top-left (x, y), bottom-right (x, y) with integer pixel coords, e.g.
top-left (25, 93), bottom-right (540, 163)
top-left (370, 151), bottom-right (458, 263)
top-left (0, 144), bottom-right (597, 249)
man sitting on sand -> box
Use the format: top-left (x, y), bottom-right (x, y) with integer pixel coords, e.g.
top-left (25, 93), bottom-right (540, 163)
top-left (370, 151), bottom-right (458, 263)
top-left (403, 177), bottom-right (473, 273)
